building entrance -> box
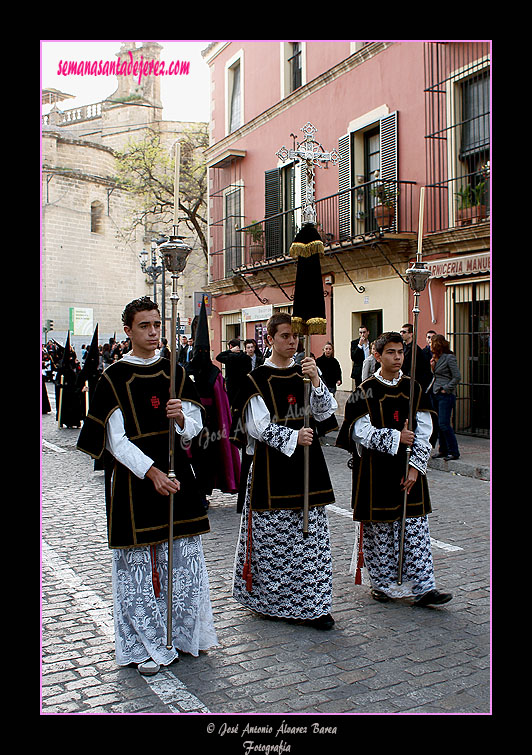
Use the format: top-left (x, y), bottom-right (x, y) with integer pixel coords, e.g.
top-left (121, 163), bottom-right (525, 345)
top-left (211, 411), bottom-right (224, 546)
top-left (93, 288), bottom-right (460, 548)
top-left (446, 279), bottom-right (490, 438)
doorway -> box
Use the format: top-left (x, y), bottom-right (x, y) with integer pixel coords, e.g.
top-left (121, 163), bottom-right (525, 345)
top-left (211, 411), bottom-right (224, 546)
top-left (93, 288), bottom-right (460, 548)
top-left (352, 309), bottom-right (383, 344)
top-left (446, 280), bottom-right (490, 437)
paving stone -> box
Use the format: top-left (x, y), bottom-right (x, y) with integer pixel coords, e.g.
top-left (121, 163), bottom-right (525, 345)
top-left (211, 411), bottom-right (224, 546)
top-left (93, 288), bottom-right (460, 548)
top-left (40, 391), bottom-right (490, 716)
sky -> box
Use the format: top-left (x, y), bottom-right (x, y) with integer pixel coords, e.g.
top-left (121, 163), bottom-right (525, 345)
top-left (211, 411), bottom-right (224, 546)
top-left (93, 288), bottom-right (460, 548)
top-left (40, 40), bottom-right (213, 122)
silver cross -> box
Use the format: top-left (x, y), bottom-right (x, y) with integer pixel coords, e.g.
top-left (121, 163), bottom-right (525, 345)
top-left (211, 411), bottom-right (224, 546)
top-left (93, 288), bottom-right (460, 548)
top-left (276, 122), bottom-right (339, 225)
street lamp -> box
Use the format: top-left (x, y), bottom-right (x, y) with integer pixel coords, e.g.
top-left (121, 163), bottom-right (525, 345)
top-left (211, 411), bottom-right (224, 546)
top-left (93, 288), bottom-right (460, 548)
top-left (138, 241), bottom-right (163, 304)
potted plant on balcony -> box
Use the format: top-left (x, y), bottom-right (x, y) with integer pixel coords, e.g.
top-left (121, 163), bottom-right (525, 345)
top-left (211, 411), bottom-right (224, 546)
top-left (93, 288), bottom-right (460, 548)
top-left (370, 182), bottom-right (398, 229)
top-left (471, 179), bottom-right (488, 224)
top-left (455, 184), bottom-right (473, 226)
top-left (455, 181), bottom-right (487, 226)
top-left (246, 222), bottom-right (264, 263)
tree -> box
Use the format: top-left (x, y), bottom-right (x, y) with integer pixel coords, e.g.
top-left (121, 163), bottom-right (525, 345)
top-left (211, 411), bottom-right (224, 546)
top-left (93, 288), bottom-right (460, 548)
top-left (114, 125), bottom-right (209, 259)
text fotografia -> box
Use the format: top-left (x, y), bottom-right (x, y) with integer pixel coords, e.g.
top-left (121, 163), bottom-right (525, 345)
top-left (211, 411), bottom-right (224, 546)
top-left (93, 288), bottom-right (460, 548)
top-left (57, 52), bottom-right (190, 84)
top-left (208, 720), bottom-right (338, 752)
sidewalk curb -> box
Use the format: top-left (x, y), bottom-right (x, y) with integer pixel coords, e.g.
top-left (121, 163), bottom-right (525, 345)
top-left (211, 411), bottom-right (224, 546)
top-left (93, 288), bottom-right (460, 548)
top-left (428, 457), bottom-right (489, 481)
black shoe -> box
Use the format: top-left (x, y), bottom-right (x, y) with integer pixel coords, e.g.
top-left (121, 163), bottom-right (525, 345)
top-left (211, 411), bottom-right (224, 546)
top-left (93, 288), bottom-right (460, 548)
top-left (413, 589), bottom-right (452, 607)
top-left (370, 589), bottom-right (390, 602)
top-left (444, 454), bottom-right (460, 461)
top-left (432, 452), bottom-right (447, 459)
top-left (301, 613), bottom-right (335, 630)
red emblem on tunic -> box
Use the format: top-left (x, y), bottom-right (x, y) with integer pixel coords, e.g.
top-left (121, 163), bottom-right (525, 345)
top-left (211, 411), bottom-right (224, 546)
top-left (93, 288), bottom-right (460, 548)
top-left (393, 410), bottom-right (400, 423)
top-left (287, 394), bottom-right (297, 405)
top-left (151, 396), bottom-right (161, 409)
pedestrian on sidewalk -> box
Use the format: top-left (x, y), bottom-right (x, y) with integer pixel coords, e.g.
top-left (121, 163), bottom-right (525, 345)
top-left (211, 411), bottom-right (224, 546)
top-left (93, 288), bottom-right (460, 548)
top-left (230, 313), bottom-right (336, 630)
top-left (429, 334), bottom-right (461, 461)
top-left (336, 331), bottom-right (452, 607)
top-left (361, 341), bottom-right (378, 382)
top-left (77, 296), bottom-right (218, 676)
top-left (315, 342), bottom-right (342, 395)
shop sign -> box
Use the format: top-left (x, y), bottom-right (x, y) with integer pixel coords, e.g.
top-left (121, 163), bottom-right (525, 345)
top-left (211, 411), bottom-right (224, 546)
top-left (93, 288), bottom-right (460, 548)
top-left (427, 253), bottom-right (490, 279)
top-left (242, 304), bottom-right (273, 322)
top-left (69, 307), bottom-right (93, 335)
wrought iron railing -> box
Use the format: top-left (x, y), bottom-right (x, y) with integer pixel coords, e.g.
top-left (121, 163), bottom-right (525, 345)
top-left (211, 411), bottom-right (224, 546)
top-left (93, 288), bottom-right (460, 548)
top-left (209, 179), bottom-right (416, 279)
top-left (425, 169), bottom-right (490, 234)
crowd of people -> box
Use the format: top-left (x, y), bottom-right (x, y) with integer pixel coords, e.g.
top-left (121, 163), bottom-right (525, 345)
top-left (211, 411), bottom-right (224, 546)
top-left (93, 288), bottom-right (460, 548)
top-left (44, 297), bottom-right (463, 678)
top-left (42, 337), bottom-right (132, 385)
top-left (42, 336), bottom-right (133, 425)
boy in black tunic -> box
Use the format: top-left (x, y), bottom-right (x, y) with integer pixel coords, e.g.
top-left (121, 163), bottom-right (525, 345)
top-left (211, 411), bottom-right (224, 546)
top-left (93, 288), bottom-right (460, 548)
top-left (337, 331), bottom-right (452, 606)
top-left (230, 313), bottom-right (336, 629)
top-left (77, 297), bottom-right (218, 675)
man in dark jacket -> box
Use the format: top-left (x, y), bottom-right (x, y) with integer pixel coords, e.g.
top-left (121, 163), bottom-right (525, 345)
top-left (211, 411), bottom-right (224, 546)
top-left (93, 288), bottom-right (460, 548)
top-left (350, 326), bottom-right (370, 386)
top-left (401, 324), bottom-right (433, 392)
top-left (216, 339), bottom-right (251, 409)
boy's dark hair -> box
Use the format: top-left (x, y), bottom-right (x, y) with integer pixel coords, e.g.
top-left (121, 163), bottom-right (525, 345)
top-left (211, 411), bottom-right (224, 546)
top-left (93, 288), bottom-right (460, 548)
top-left (373, 331), bottom-right (404, 355)
top-left (266, 312), bottom-right (292, 337)
top-left (228, 338), bottom-right (241, 348)
top-left (122, 296), bottom-right (160, 328)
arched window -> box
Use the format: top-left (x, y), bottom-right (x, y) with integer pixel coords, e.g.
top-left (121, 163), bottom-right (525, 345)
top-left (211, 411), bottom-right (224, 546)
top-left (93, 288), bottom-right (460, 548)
top-left (91, 201), bottom-right (104, 233)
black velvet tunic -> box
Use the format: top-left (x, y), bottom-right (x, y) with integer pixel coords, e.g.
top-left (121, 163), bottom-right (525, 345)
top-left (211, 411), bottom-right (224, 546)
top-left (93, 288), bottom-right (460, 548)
top-left (77, 357), bottom-right (209, 548)
top-left (336, 374), bottom-right (436, 523)
top-left (230, 364), bottom-right (335, 512)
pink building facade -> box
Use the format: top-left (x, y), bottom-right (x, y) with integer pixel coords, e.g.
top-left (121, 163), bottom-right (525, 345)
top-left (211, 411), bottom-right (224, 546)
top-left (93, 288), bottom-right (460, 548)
top-left (202, 41), bottom-right (490, 437)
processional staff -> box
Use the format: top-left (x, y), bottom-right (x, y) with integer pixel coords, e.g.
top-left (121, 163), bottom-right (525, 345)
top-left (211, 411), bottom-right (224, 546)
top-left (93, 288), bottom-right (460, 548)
top-left (397, 187), bottom-right (431, 584)
top-left (276, 123), bottom-right (339, 537)
top-left (157, 142), bottom-right (193, 649)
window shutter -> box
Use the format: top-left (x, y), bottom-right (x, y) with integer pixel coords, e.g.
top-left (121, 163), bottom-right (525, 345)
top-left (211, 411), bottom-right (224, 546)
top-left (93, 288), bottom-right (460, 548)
top-left (338, 133), bottom-right (351, 239)
top-left (229, 63), bottom-right (241, 133)
top-left (265, 168), bottom-right (282, 258)
top-left (379, 111), bottom-right (398, 231)
top-left (224, 189), bottom-right (242, 274)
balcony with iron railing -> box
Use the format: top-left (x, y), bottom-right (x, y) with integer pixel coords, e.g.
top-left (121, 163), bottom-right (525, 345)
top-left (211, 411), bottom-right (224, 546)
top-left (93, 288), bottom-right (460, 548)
top-left (209, 178), bottom-right (417, 280)
top-left (208, 171), bottom-right (490, 282)
top-left (425, 167), bottom-right (490, 234)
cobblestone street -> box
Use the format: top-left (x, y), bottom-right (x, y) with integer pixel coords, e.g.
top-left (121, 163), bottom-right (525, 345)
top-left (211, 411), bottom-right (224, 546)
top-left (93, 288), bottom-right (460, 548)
top-left (41, 384), bottom-right (490, 728)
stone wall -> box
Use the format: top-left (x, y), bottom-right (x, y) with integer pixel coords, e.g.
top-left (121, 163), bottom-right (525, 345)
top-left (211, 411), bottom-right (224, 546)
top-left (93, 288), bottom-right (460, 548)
top-left (42, 130), bottom-right (147, 339)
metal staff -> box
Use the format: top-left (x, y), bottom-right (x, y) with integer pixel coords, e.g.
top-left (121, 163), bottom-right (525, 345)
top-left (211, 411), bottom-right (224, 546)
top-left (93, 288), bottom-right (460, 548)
top-left (302, 334), bottom-right (311, 538)
top-left (160, 235), bottom-right (191, 649)
top-left (397, 187), bottom-right (430, 584)
top-left (159, 141), bottom-right (193, 648)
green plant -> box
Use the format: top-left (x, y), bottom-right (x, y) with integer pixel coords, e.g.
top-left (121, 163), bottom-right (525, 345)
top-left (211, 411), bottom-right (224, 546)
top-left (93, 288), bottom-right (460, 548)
top-left (370, 182), bottom-right (399, 207)
top-left (472, 180), bottom-right (487, 206)
top-left (246, 222), bottom-right (264, 243)
top-left (455, 180), bottom-right (487, 209)
top-left (455, 184), bottom-right (473, 209)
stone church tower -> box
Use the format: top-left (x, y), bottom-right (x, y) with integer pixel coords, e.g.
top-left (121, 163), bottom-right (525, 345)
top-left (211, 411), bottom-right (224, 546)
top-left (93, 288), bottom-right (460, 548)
top-left (111, 41), bottom-right (163, 110)
top-left (41, 41), bottom-right (207, 351)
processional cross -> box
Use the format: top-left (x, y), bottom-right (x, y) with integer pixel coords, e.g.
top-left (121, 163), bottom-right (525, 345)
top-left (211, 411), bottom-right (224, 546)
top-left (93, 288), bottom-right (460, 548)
top-left (276, 121), bottom-right (339, 225)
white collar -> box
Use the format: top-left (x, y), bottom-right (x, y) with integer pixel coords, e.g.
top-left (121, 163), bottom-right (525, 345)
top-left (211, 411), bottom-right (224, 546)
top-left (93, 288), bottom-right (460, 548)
top-left (373, 367), bottom-right (403, 386)
top-left (120, 351), bottom-right (161, 365)
top-left (264, 357), bottom-right (295, 369)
